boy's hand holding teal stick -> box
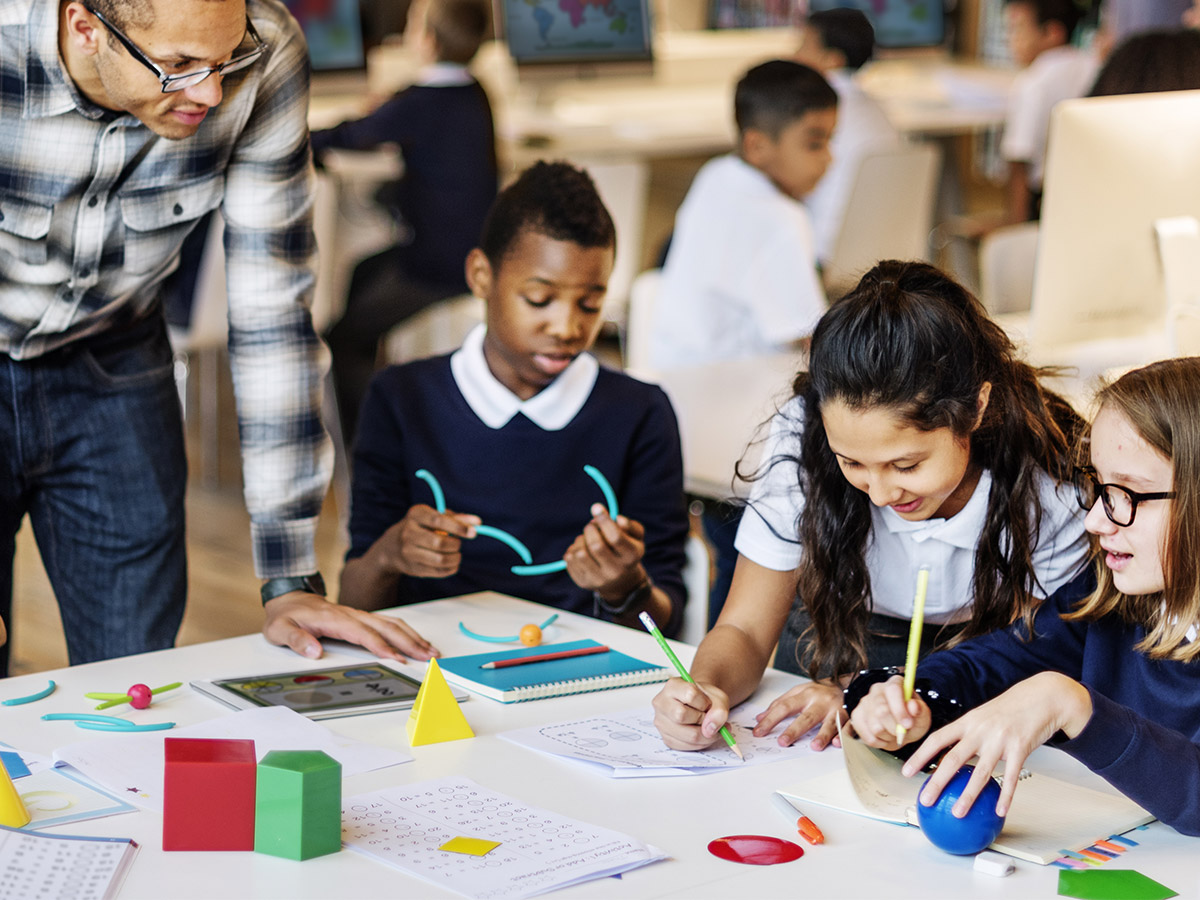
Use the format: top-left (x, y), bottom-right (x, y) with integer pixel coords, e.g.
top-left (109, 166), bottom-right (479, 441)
top-left (639, 611), bottom-right (744, 760)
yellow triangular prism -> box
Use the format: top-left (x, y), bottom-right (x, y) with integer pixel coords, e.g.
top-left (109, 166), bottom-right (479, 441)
top-left (406, 658), bottom-right (474, 746)
top-left (0, 761), bottom-right (29, 828)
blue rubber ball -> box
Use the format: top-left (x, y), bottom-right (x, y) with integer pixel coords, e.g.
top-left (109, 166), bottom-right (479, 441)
top-left (916, 765), bottom-right (1006, 855)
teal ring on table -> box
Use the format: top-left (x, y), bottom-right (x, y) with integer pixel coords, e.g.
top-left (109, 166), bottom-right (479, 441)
top-left (41, 712), bottom-right (176, 732)
top-left (458, 613), bottom-right (559, 643)
top-left (2, 680), bottom-right (56, 706)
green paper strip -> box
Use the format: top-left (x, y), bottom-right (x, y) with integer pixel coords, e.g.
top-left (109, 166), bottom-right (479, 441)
top-left (1058, 869), bottom-right (1178, 900)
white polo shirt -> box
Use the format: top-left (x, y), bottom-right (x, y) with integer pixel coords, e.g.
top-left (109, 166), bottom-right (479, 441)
top-left (450, 324), bottom-right (598, 430)
top-left (734, 399), bottom-right (1090, 624)
top-left (1001, 45), bottom-right (1100, 190)
top-left (650, 155), bottom-right (826, 370)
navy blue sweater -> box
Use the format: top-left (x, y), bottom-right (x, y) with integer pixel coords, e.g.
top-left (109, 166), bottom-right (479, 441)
top-left (348, 356), bottom-right (690, 636)
top-left (884, 568), bottom-right (1200, 835)
top-left (310, 80), bottom-right (497, 286)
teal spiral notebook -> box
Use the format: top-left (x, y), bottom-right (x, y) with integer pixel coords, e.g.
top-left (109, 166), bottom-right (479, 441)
top-left (436, 640), bottom-right (669, 703)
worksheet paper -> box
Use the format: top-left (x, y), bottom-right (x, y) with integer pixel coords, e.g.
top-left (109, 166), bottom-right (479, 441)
top-left (498, 704), bottom-right (818, 776)
top-left (52, 706), bottom-right (411, 810)
top-left (342, 776), bottom-right (666, 898)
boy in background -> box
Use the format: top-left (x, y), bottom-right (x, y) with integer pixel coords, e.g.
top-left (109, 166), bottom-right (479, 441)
top-left (795, 8), bottom-right (902, 266)
top-left (648, 60), bottom-right (835, 371)
top-left (311, 0), bottom-right (497, 449)
top-left (1000, 0), bottom-right (1098, 223)
top-left (340, 162), bottom-right (690, 639)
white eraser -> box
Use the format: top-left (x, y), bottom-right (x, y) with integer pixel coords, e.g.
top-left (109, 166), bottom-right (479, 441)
top-left (973, 850), bottom-right (1014, 877)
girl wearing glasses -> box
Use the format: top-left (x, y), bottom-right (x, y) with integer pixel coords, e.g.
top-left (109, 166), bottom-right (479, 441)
top-left (652, 260), bottom-right (1090, 753)
top-left (848, 357), bottom-right (1200, 834)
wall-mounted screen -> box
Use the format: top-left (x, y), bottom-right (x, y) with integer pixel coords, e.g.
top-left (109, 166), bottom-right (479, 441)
top-left (806, 0), bottom-right (946, 49)
top-left (494, 0), bottom-right (653, 73)
top-left (283, 0), bottom-right (367, 72)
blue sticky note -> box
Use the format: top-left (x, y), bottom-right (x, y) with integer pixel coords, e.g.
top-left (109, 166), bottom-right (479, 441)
top-left (0, 751), bottom-right (31, 779)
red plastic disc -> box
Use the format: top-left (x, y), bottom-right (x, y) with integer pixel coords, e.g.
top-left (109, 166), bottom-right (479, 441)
top-left (707, 834), bottom-right (804, 865)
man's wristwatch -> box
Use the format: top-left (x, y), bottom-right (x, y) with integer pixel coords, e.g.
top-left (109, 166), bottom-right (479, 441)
top-left (260, 573), bottom-right (326, 605)
top-left (593, 578), bottom-right (653, 617)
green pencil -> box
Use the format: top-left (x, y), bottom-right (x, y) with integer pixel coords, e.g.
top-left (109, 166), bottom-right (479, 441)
top-left (638, 611), bottom-right (744, 761)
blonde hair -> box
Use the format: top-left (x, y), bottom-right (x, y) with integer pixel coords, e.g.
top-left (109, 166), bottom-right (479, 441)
top-left (1067, 357), bottom-right (1200, 661)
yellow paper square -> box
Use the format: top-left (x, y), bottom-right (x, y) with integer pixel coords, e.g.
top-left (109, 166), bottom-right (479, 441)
top-left (439, 836), bottom-right (501, 856)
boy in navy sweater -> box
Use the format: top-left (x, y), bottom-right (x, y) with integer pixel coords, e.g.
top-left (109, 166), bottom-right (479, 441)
top-left (339, 162), bottom-right (690, 642)
top-left (311, 0), bottom-right (498, 448)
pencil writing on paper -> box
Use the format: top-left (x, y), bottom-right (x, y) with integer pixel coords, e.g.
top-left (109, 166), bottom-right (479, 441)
top-left (637, 611), bottom-right (744, 761)
top-left (480, 645), bottom-right (610, 669)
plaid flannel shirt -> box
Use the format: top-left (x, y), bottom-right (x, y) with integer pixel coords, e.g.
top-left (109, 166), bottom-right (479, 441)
top-left (0, 0), bottom-right (332, 578)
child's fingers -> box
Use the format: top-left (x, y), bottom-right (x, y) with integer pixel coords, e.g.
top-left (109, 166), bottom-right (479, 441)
top-left (949, 756), bottom-right (1003, 818)
top-left (408, 505), bottom-right (479, 538)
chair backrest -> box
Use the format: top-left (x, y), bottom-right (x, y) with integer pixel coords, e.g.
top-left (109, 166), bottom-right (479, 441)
top-left (979, 221), bottom-right (1040, 316)
top-left (823, 143), bottom-right (942, 298)
top-left (622, 268), bottom-right (662, 374)
top-left (1156, 215), bottom-right (1200, 355)
top-left (382, 294), bottom-right (485, 364)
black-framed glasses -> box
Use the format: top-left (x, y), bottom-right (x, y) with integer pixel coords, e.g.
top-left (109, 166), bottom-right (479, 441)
top-left (1072, 466), bottom-right (1176, 527)
top-left (84, 3), bottom-right (267, 94)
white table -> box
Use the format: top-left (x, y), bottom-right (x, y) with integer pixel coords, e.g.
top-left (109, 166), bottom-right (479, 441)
top-left (4, 593), bottom-right (1191, 899)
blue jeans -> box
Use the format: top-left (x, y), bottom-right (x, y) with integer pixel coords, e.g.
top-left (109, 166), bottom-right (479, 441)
top-left (0, 313), bottom-right (187, 670)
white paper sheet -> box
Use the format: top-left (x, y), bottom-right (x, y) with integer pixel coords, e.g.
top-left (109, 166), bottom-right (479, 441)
top-left (498, 703), bottom-right (818, 776)
top-left (52, 706), bottom-right (411, 810)
top-left (342, 776), bottom-right (665, 899)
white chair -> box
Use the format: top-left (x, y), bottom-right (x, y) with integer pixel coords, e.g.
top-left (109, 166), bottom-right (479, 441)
top-left (621, 268), bottom-right (662, 373)
top-left (978, 221), bottom-right (1039, 316)
top-left (1156, 215), bottom-right (1200, 356)
top-left (822, 143), bottom-right (942, 299)
top-left (382, 294), bottom-right (485, 364)
top-left (677, 532), bottom-right (713, 647)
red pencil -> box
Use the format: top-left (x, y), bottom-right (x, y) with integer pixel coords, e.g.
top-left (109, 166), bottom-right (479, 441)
top-left (481, 645), bottom-right (610, 669)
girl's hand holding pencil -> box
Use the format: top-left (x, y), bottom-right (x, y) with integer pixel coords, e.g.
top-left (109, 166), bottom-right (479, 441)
top-left (650, 672), bottom-right (737, 753)
top-left (850, 674), bottom-right (933, 750)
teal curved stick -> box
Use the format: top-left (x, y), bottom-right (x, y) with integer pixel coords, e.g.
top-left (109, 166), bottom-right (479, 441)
top-left (584, 465), bottom-right (619, 519)
top-left (457, 612), bottom-right (560, 643)
top-left (511, 560), bottom-right (568, 576)
top-left (2, 680), bottom-right (56, 706)
top-left (457, 622), bottom-right (515, 642)
top-left (42, 712), bottom-right (176, 732)
top-left (75, 720), bottom-right (175, 732)
top-left (474, 525), bottom-right (533, 564)
top-left (415, 469), bottom-right (446, 513)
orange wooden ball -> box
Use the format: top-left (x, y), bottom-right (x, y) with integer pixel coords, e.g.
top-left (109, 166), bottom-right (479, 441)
top-left (519, 624), bottom-right (543, 646)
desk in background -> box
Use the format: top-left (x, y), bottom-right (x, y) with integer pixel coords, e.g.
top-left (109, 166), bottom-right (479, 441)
top-left (308, 33), bottom-right (1014, 319)
top-left (1, 592), bottom-right (1192, 899)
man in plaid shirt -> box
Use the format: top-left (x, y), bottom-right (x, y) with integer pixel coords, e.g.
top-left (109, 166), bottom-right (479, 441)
top-left (0, 0), bottom-right (438, 669)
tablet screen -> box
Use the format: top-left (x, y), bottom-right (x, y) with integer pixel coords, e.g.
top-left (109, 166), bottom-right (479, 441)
top-left (210, 663), bottom-right (422, 715)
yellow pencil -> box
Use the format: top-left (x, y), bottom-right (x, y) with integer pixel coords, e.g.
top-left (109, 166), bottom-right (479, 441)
top-left (896, 566), bottom-right (931, 744)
